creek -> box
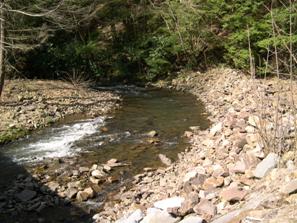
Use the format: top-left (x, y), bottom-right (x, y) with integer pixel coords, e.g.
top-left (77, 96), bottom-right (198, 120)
top-left (0, 86), bottom-right (209, 222)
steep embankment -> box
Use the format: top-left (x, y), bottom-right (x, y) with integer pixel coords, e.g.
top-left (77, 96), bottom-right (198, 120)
top-left (0, 80), bottom-right (120, 144)
top-left (97, 68), bottom-right (297, 222)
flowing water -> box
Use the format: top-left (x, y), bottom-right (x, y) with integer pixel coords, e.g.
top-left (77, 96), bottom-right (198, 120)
top-left (1, 87), bottom-right (209, 173)
top-left (0, 86), bottom-right (209, 222)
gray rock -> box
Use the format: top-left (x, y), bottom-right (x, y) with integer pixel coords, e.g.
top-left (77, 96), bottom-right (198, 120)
top-left (179, 215), bottom-right (204, 223)
top-left (91, 169), bottom-right (106, 179)
top-left (15, 189), bottom-right (37, 202)
top-left (179, 192), bottom-right (200, 215)
top-left (281, 179), bottom-right (297, 194)
top-left (154, 197), bottom-right (184, 211)
top-left (79, 166), bottom-right (89, 173)
top-left (183, 170), bottom-right (198, 183)
top-left (72, 170), bottom-right (79, 176)
top-left (193, 199), bottom-right (216, 218)
top-left (253, 153), bottom-right (279, 178)
top-left (210, 210), bottom-right (243, 223)
top-left (65, 187), bottom-right (78, 199)
top-left (210, 122), bottom-right (223, 136)
top-left (116, 209), bottom-right (144, 223)
top-left (140, 208), bottom-right (179, 223)
top-left (36, 202), bottom-right (47, 212)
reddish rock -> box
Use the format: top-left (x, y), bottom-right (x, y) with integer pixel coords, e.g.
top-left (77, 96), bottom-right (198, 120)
top-left (229, 160), bottom-right (246, 174)
top-left (202, 176), bottom-right (224, 190)
top-left (183, 174), bottom-right (207, 193)
top-left (193, 199), bottom-right (217, 220)
top-left (219, 185), bottom-right (247, 202)
top-left (238, 176), bottom-right (254, 186)
top-left (242, 152), bottom-right (259, 169)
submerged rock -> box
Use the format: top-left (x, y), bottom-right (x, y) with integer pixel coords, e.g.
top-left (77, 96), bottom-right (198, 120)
top-left (158, 154), bottom-right (172, 166)
top-left (147, 130), bottom-right (158, 137)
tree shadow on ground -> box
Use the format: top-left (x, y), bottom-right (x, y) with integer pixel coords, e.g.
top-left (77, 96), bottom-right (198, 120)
top-left (0, 151), bottom-right (93, 223)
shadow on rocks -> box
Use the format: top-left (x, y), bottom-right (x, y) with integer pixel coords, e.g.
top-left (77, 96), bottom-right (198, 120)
top-left (0, 151), bottom-right (93, 223)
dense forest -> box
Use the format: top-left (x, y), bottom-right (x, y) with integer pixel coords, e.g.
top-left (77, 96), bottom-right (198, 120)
top-left (1, 0), bottom-right (297, 85)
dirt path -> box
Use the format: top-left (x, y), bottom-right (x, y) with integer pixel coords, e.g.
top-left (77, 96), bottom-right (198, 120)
top-left (0, 79), bottom-right (120, 144)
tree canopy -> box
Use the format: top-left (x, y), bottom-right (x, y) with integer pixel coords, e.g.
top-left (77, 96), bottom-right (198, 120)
top-left (1, 0), bottom-right (297, 85)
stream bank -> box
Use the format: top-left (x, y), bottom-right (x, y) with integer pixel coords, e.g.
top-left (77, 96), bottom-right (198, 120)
top-left (101, 68), bottom-right (297, 223)
top-left (0, 86), bottom-right (209, 222)
top-left (0, 79), bottom-right (121, 144)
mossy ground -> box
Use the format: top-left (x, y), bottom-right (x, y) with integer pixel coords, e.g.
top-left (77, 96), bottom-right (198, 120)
top-left (0, 128), bottom-right (29, 145)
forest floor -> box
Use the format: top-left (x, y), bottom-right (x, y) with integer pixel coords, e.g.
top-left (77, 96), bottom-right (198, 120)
top-left (97, 68), bottom-right (297, 223)
top-left (0, 80), bottom-right (121, 144)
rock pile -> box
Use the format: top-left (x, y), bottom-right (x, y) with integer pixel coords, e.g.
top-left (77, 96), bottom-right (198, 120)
top-left (95, 68), bottom-right (297, 222)
top-left (0, 158), bottom-right (125, 217)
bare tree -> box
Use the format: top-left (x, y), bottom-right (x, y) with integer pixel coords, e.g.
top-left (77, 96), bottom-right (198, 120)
top-left (0, 0), bottom-right (101, 98)
top-left (0, 3), bottom-right (5, 98)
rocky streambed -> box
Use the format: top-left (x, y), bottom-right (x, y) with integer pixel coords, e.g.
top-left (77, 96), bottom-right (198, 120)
top-left (98, 68), bottom-right (297, 223)
top-left (0, 86), bottom-right (209, 222)
top-left (0, 80), bottom-right (121, 144)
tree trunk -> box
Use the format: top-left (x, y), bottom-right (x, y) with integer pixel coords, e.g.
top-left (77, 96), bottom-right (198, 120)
top-left (0, 6), bottom-right (5, 98)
